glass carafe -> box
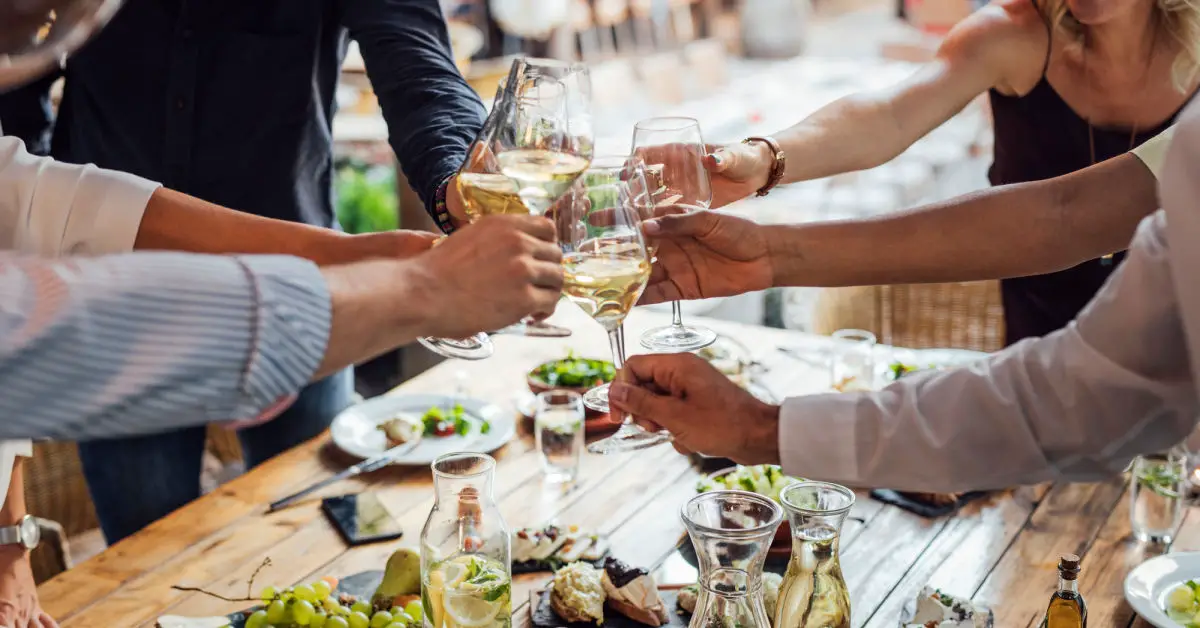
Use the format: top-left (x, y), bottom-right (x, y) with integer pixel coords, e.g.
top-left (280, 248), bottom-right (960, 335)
top-left (420, 453), bottom-right (512, 628)
top-left (681, 490), bottom-right (784, 628)
top-left (776, 482), bottom-right (854, 628)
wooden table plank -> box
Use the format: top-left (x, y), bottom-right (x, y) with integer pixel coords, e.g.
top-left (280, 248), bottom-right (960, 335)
top-left (973, 477), bottom-right (1128, 627)
top-left (861, 485), bottom-right (1049, 628)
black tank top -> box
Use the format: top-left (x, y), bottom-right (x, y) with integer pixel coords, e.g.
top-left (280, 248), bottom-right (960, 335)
top-left (987, 4), bottom-right (1188, 345)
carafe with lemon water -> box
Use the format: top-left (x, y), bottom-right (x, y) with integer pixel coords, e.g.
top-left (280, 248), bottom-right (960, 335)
top-left (421, 453), bottom-right (512, 628)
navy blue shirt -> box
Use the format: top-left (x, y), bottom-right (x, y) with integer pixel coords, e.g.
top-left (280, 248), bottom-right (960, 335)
top-left (0, 0), bottom-right (486, 227)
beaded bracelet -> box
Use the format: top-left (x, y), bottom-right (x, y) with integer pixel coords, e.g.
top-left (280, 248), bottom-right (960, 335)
top-left (433, 177), bottom-right (456, 235)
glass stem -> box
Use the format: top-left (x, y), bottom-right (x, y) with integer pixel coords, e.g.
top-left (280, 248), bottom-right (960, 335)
top-left (671, 301), bottom-right (684, 328)
top-left (607, 324), bottom-right (631, 426)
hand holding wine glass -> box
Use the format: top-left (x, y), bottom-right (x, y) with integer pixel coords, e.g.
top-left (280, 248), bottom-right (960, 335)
top-left (631, 117), bottom-right (718, 353)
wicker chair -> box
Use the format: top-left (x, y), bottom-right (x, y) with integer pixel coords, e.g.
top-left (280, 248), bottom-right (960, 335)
top-left (23, 442), bottom-right (97, 583)
top-left (21, 427), bottom-right (247, 583)
top-left (813, 281), bottom-right (1005, 353)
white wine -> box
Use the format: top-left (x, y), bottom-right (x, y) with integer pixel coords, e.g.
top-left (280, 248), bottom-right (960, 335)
top-left (775, 523), bottom-right (851, 628)
top-left (457, 172), bottom-right (528, 220)
top-left (562, 241), bottom-right (650, 331)
top-left (497, 149), bottom-right (589, 213)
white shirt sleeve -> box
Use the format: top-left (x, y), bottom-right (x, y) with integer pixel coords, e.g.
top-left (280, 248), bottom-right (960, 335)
top-left (777, 210), bottom-right (1199, 492)
top-left (1131, 125), bottom-right (1175, 180)
top-left (0, 135), bottom-right (161, 256)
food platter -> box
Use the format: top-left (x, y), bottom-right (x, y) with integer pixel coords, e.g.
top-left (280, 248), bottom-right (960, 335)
top-left (1126, 552), bottom-right (1200, 627)
top-left (330, 393), bottom-right (514, 465)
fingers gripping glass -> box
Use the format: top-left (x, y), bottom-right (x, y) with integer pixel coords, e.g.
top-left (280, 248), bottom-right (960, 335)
top-left (556, 156), bottom-right (670, 454)
top-left (631, 117), bottom-right (718, 353)
top-left (418, 60), bottom-right (594, 357)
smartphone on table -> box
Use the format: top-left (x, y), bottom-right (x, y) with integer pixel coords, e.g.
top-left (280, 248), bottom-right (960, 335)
top-left (322, 491), bottom-right (404, 546)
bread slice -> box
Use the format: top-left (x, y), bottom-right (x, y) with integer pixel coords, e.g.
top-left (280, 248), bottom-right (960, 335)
top-left (607, 596), bottom-right (668, 626)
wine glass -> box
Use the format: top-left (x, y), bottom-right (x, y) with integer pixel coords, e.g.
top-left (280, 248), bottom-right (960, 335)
top-left (558, 158), bottom-right (670, 454)
top-left (631, 117), bottom-right (718, 353)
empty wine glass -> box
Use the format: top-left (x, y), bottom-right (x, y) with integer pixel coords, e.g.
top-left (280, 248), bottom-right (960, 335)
top-left (631, 117), bottom-right (717, 353)
top-left (556, 160), bottom-right (668, 454)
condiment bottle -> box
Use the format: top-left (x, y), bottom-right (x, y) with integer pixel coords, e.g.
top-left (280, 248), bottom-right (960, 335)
top-left (1042, 554), bottom-right (1086, 627)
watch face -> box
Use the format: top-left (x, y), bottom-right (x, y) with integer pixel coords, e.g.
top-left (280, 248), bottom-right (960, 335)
top-left (19, 516), bottom-right (39, 549)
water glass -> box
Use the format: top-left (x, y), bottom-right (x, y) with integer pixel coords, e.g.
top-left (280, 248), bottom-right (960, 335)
top-left (534, 391), bottom-right (585, 483)
top-left (1130, 451), bottom-right (1186, 544)
top-left (830, 329), bottom-right (877, 392)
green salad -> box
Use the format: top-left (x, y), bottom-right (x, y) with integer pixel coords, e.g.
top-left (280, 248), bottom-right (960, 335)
top-left (529, 353), bottom-right (615, 389)
top-left (696, 465), bottom-right (804, 504)
top-left (421, 404), bottom-right (490, 438)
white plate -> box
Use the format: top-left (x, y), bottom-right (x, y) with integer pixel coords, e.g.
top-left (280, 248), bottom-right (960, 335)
top-left (330, 394), bottom-right (515, 466)
top-left (1126, 552), bottom-right (1200, 627)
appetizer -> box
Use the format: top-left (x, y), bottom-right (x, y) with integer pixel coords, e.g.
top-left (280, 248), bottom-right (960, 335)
top-left (900, 587), bottom-right (992, 628)
top-left (156, 618), bottom-right (230, 628)
top-left (378, 404), bottom-right (489, 448)
top-left (1166, 579), bottom-right (1200, 626)
top-left (601, 557), bottom-right (668, 626)
top-left (551, 562), bottom-right (607, 625)
top-left (676, 585), bottom-right (699, 614)
top-left (530, 354), bottom-right (615, 391)
top-left (898, 492), bottom-right (963, 508)
top-left (512, 525), bottom-right (609, 572)
top-left (696, 465), bottom-right (804, 504)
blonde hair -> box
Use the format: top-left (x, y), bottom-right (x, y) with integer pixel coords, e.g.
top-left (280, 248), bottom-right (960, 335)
top-left (1038, 0), bottom-right (1200, 90)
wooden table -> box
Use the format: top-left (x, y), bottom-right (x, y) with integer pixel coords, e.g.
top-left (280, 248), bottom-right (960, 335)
top-left (38, 306), bottom-right (1198, 627)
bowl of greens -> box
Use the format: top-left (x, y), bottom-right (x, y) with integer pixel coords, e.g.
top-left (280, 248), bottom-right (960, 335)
top-left (698, 465), bottom-right (807, 549)
top-left (527, 354), bottom-right (616, 400)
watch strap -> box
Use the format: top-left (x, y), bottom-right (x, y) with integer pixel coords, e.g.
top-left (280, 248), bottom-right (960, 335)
top-left (0, 524), bottom-right (20, 545)
top-left (742, 136), bottom-right (786, 197)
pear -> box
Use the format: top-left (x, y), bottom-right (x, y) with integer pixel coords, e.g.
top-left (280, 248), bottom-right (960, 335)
top-left (373, 548), bottom-right (423, 608)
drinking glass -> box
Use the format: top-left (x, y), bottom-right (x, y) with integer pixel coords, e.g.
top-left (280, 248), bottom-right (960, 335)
top-left (555, 163), bottom-right (665, 454)
top-left (631, 117), bottom-right (717, 353)
top-left (534, 391), bottom-right (585, 483)
top-left (557, 156), bottom-right (654, 416)
top-left (830, 329), bottom-right (877, 392)
top-left (1130, 451), bottom-right (1186, 544)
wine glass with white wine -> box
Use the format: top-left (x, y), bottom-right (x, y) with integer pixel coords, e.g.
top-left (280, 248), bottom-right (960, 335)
top-left (631, 117), bottom-right (717, 353)
top-left (558, 158), bottom-right (670, 454)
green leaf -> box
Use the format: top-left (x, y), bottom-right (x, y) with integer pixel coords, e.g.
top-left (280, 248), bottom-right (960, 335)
top-left (482, 583), bottom-right (510, 602)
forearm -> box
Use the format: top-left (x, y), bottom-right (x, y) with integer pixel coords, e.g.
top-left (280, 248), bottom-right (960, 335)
top-left (770, 93), bottom-right (914, 183)
top-left (135, 188), bottom-right (420, 265)
top-left (763, 155), bottom-right (1157, 286)
top-left (0, 461), bottom-right (24, 525)
top-left (346, 0), bottom-right (485, 212)
top-left (776, 214), bottom-right (1197, 492)
top-left (316, 258), bottom-right (435, 378)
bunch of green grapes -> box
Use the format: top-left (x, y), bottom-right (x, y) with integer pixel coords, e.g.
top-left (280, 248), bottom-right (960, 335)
top-left (242, 578), bottom-right (424, 628)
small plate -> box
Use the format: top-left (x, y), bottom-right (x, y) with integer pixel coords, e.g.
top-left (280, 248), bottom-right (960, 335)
top-left (1125, 552), bottom-right (1200, 627)
top-left (330, 393), bottom-right (514, 465)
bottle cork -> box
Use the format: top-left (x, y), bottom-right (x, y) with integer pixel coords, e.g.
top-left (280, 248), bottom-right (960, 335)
top-left (1058, 554), bottom-right (1081, 580)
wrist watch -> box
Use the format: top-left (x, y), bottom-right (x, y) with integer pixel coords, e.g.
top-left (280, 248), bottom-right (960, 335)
top-left (0, 515), bottom-right (40, 550)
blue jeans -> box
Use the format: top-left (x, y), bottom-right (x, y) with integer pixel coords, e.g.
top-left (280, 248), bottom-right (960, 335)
top-left (78, 369), bottom-right (353, 544)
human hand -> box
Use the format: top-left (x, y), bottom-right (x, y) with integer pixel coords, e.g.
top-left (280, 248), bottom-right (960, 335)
top-left (639, 210), bottom-right (773, 305)
top-left (444, 175), bottom-right (471, 229)
top-left (412, 215), bottom-right (563, 338)
top-left (704, 141), bottom-right (774, 208)
top-left (608, 353), bottom-right (780, 464)
top-left (383, 231), bottom-right (442, 258)
top-left (0, 546), bottom-right (56, 628)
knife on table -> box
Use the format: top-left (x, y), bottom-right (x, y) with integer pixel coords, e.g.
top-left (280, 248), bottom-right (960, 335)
top-left (267, 438), bottom-right (420, 513)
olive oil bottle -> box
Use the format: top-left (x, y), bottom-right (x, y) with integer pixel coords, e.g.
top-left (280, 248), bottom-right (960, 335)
top-left (1042, 554), bottom-right (1086, 627)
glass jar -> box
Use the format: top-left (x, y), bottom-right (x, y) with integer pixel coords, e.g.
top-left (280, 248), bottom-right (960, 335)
top-left (776, 482), bottom-right (854, 628)
top-left (681, 490), bottom-right (784, 628)
top-left (420, 453), bottom-right (512, 628)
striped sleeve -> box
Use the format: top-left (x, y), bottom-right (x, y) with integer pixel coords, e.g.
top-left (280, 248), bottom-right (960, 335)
top-left (0, 252), bottom-right (331, 441)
